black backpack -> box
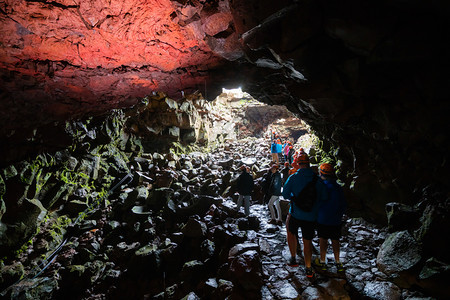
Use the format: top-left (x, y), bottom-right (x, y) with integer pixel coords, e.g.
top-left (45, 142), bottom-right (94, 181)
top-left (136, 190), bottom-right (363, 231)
top-left (291, 176), bottom-right (318, 212)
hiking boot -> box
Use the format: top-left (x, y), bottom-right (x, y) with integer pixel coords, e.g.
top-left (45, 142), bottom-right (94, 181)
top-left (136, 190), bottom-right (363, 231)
top-left (312, 258), bottom-right (327, 271)
top-left (335, 262), bottom-right (345, 273)
top-left (287, 257), bottom-right (299, 267)
top-left (305, 267), bottom-right (315, 279)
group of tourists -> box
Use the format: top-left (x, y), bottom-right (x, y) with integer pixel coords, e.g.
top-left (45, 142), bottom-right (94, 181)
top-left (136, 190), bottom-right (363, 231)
top-left (235, 129), bottom-right (347, 279)
top-left (270, 132), bottom-right (295, 164)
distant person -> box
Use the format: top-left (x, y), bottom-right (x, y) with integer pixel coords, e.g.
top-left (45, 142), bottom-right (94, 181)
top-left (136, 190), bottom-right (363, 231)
top-left (288, 145), bottom-right (295, 164)
top-left (267, 164), bottom-right (283, 225)
top-left (313, 163), bottom-right (347, 273)
top-left (288, 158), bottom-right (299, 176)
top-left (276, 139), bottom-right (283, 162)
top-left (236, 165), bottom-right (254, 216)
top-left (282, 154), bottom-right (327, 279)
top-left (271, 140), bottom-right (279, 163)
top-left (281, 161), bottom-right (291, 185)
top-left (261, 167), bottom-right (273, 205)
top-left (283, 141), bottom-right (290, 162)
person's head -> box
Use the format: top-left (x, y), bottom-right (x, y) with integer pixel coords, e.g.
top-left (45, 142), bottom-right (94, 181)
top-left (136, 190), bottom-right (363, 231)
top-left (296, 153), bottom-right (310, 168)
top-left (271, 163), bottom-right (279, 173)
top-left (284, 162), bottom-right (289, 168)
top-left (319, 163), bottom-right (335, 178)
top-left (299, 147), bottom-right (306, 154)
top-left (240, 165), bottom-right (247, 172)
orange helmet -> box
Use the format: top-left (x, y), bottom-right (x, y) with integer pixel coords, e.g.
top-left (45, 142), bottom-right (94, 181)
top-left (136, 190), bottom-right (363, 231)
top-left (319, 163), bottom-right (334, 176)
top-left (299, 147), bottom-right (306, 154)
top-left (296, 153), bottom-right (309, 165)
top-left (284, 162), bottom-right (289, 167)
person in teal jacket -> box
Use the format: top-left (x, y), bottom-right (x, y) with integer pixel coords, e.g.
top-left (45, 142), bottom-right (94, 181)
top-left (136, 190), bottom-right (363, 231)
top-left (282, 154), bottom-right (327, 279)
top-left (312, 163), bottom-right (347, 273)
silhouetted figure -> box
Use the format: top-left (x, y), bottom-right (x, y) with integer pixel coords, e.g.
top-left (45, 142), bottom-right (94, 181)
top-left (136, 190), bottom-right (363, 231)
top-left (313, 163), bottom-right (347, 273)
top-left (282, 154), bottom-right (327, 279)
top-left (267, 164), bottom-right (283, 225)
top-left (236, 165), bottom-right (254, 216)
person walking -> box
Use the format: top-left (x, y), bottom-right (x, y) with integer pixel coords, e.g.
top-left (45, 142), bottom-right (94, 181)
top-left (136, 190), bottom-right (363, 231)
top-left (236, 165), bottom-right (254, 216)
top-left (281, 161), bottom-right (291, 185)
top-left (271, 140), bottom-right (279, 163)
top-left (288, 145), bottom-right (295, 164)
top-left (267, 164), bottom-right (283, 225)
top-left (282, 154), bottom-right (327, 279)
top-left (282, 141), bottom-right (289, 162)
top-left (276, 139), bottom-right (283, 163)
top-left (261, 167), bottom-right (273, 205)
top-left (312, 163), bottom-right (347, 273)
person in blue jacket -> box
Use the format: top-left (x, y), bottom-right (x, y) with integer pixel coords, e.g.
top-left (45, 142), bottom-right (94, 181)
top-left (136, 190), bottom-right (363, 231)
top-left (276, 139), bottom-right (283, 162)
top-left (270, 140), bottom-right (279, 163)
top-left (282, 154), bottom-right (327, 279)
top-left (312, 163), bottom-right (347, 273)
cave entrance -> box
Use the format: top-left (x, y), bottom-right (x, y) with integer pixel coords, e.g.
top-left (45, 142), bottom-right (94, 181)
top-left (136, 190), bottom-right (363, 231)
top-left (215, 87), bottom-right (313, 149)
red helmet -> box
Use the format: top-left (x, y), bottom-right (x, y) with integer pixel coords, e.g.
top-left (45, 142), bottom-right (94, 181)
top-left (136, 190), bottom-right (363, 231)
top-left (319, 163), bottom-right (334, 176)
top-left (296, 153), bottom-right (309, 165)
top-left (284, 162), bottom-right (289, 167)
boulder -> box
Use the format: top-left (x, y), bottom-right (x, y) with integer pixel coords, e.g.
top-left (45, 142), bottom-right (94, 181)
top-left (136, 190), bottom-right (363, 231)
top-left (229, 249), bottom-right (263, 291)
top-left (377, 230), bottom-right (422, 287)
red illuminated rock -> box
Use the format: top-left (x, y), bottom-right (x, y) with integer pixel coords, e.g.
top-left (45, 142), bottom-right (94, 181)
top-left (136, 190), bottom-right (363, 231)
top-left (0, 0), bottom-right (242, 133)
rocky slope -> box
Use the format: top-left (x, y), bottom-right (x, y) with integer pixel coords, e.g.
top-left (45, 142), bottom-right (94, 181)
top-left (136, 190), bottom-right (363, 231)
top-left (1, 96), bottom-right (449, 299)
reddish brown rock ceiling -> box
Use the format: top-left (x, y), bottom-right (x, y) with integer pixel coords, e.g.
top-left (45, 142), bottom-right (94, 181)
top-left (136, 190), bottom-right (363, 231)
top-left (0, 0), bottom-right (242, 133)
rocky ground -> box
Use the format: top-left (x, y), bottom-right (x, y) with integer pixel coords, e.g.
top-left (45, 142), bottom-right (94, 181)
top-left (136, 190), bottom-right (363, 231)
top-left (1, 133), bottom-right (440, 300)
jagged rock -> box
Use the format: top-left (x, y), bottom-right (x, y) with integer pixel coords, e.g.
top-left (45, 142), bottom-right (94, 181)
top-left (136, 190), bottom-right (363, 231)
top-left (155, 170), bottom-right (178, 188)
top-left (377, 230), bottom-right (422, 287)
top-left (414, 201), bottom-right (450, 264)
top-left (0, 262), bottom-right (24, 291)
top-left (128, 244), bottom-right (161, 279)
top-left (200, 239), bottom-right (216, 261)
top-left (181, 217), bottom-right (207, 239)
top-left (416, 258), bottom-right (450, 299)
top-left (229, 249), bottom-right (263, 291)
top-left (181, 292), bottom-right (200, 300)
top-left (228, 242), bottom-right (259, 260)
top-left (180, 260), bottom-right (206, 283)
top-left (147, 187), bottom-right (174, 211)
top-left (1, 277), bottom-right (58, 300)
top-left (363, 281), bottom-right (401, 300)
top-left (271, 281), bottom-right (299, 299)
top-left (214, 279), bottom-right (234, 298)
top-left (218, 158), bottom-right (234, 170)
top-left (385, 202), bottom-right (421, 232)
